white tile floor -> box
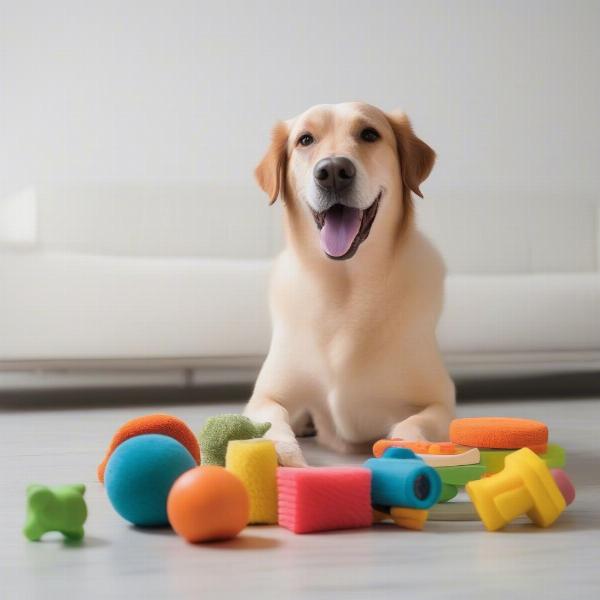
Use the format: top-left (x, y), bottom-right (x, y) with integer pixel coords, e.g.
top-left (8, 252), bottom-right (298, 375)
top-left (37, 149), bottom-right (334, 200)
top-left (1, 394), bottom-right (599, 599)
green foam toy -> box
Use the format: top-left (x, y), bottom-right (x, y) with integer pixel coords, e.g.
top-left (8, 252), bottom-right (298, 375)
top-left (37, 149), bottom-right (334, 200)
top-left (198, 414), bottom-right (271, 466)
top-left (23, 484), bottom-right (87, 541)
top-left (478, 443), bottom-right (565, 475)
top-left (435, 464), bottom-right (487, 503)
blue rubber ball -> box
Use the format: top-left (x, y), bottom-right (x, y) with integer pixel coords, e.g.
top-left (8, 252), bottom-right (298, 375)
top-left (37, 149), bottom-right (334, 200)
top-left (105, 434), bottom-right (196, 526)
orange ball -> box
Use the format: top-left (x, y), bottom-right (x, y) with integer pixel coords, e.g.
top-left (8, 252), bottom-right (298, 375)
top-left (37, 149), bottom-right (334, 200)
top-left (167, 466), bottom-right (249, 542)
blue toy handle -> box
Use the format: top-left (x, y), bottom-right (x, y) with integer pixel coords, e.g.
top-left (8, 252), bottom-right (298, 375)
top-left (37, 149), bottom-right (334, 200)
top-left (380, 447), bottom-right (418, 460)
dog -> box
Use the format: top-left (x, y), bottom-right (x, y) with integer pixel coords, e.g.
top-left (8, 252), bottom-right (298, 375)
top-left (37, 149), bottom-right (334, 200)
top-left (244, 102), bottom-right (455, 467)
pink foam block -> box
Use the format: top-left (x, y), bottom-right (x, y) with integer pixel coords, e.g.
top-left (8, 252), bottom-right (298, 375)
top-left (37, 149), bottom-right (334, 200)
top-left (277, 466), bottom-right (373, 534)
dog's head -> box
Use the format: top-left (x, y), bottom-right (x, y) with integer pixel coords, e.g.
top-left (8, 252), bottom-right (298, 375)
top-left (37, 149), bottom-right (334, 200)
top-left (255, 102), bottom-right (435, 260)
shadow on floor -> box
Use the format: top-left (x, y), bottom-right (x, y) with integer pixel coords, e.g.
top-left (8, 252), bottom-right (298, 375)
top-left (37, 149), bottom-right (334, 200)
top-left (0, 372), bottom-right (599, 411)
top-left (456, 371), bottom-right (600, 401)
top-left (0, 384), bottom-right (251, 411)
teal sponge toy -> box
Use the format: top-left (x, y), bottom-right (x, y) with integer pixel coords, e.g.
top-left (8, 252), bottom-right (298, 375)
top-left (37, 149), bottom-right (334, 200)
top-left (198, 414), bottom-right (271, 466)
top-left (105, 434), bottom-right (196, 526)
top-left (363, 448), bottom-right (441, 509)
top-left (23, 483), bottom-right (87, 541)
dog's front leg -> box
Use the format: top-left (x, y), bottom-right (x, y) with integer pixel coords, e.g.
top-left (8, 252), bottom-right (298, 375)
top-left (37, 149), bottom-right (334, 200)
top-left (389, 401), bottom-right (454, 442)
top-left (243, 395), bottom-right (308, 467)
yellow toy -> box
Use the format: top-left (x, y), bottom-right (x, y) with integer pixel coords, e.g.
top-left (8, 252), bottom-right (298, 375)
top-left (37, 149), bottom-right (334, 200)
top-left (225, 439), bottom-right (278, 524)
top-left (466, 448), bottom-right (575, 531)
top-left (372, 506), bottom-right (429, 530)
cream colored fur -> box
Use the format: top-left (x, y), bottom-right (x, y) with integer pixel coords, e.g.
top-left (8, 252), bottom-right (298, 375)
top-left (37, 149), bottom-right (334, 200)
top-left (245, 102), bottom-right (455, 466)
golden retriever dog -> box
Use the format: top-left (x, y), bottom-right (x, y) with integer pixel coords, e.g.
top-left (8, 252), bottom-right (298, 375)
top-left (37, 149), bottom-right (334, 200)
top-left (244, 102), bottom-right (455, 466)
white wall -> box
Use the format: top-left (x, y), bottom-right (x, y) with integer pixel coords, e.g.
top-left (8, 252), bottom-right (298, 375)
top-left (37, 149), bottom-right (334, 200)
top-left (1, 0), bottom-right (599, 272)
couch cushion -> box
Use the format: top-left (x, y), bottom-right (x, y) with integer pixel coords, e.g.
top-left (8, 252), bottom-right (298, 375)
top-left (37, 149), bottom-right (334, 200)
top-left (1, 254), bottom-right (598, 362)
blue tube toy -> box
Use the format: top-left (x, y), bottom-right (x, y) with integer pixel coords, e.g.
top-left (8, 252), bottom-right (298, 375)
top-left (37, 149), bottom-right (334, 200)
top-left (363, 447), bottom-right (441, 509)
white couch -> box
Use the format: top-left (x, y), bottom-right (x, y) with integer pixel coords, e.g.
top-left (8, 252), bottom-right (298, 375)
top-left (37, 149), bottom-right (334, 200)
top-left (1, 183), bottom-right (599, 390)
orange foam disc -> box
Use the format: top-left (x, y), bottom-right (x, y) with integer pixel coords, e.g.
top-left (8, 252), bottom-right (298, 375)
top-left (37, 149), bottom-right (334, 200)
top-left (449, 417), bottom-right (548, 452)
top-left (97, 413), bottom-right (200, 482)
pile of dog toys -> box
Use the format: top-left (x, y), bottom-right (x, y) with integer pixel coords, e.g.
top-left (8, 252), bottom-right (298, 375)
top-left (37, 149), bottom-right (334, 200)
top-left (23, 413), bottom-right (575, 543)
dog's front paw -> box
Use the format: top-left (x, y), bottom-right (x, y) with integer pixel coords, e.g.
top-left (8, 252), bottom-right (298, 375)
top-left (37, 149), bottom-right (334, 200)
top-left (274, 440), bottom-right (308, 467)
top-left (389, 422), bottom-right (429, 441)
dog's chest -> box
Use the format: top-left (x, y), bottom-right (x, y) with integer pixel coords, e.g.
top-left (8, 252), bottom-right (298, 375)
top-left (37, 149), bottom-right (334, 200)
top-left (308, 301), bottom-right (399, 374)
top-left (301, 301), bottom-right (418, 434)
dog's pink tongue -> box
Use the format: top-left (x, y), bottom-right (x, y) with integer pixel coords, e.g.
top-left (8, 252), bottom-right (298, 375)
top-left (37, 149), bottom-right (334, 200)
top-left (320, 205), bottom-right (362, 257)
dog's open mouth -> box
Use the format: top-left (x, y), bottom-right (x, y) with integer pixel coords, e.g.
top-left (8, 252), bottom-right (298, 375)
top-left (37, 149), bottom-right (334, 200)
top-left (311, 191), bottom-right (381, 260)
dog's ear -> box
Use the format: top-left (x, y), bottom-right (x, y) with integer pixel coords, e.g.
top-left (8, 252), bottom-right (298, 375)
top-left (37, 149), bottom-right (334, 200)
top-left (255, 121), bottom-right (289, 204)
top-left (386, 111), bottom-right (436, 198)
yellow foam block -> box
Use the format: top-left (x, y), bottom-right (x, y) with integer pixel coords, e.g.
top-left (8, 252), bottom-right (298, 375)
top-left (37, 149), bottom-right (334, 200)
top-left (225, 439), bottom-right (278, 524)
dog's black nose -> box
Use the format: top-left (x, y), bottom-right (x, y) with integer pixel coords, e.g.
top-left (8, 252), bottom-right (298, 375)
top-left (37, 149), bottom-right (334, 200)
top-left (313, 156), bottom-right (356, 192)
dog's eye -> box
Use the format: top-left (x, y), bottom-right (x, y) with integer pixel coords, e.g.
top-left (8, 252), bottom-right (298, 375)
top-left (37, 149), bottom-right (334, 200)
top-left (298, 133), bottom-right (315, 147)
top-left (360, 127), bottom-right (380, 143)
